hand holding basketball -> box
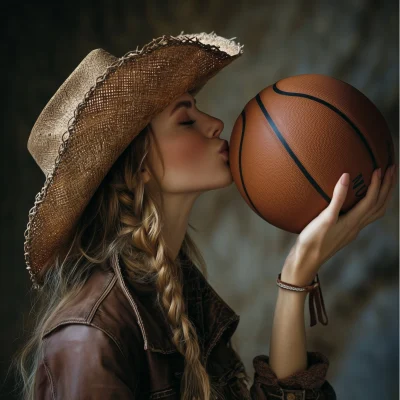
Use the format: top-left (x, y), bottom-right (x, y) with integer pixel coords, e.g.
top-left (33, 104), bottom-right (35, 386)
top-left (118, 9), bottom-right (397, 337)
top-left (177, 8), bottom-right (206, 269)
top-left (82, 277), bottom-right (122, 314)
top-left (283, 164), bottom-right (397, 285)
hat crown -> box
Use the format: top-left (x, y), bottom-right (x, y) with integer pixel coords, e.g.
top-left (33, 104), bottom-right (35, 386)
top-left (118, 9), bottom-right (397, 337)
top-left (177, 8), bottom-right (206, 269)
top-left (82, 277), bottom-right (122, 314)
top-left (27, 48), bottom-right (117, 176)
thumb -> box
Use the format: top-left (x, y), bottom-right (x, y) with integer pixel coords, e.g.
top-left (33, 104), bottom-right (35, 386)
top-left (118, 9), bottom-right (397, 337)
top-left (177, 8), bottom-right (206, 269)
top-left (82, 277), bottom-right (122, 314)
top-left (328, 173), bottom-right (350, 217)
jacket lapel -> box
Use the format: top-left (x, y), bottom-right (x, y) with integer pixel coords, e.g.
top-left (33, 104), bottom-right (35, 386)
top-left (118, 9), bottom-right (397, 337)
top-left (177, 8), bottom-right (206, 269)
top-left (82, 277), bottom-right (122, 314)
top-left (112, 251), bottom-right (240, 364)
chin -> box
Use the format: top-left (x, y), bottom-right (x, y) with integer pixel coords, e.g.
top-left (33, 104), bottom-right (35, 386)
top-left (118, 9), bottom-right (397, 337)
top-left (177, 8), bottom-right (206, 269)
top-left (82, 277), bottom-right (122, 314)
top-left (217, 172), bottom-right (234, 188)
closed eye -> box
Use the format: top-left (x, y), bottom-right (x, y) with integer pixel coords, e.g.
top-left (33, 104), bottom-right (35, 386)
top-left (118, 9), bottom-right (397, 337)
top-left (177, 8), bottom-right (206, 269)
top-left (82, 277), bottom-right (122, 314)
top-left (180, 120), bottom-right (195, 125)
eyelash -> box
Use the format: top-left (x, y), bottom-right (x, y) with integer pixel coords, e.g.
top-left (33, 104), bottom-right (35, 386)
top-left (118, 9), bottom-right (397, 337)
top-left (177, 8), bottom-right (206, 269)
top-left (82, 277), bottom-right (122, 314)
top-left (181, 120), bottom-right (195, 125)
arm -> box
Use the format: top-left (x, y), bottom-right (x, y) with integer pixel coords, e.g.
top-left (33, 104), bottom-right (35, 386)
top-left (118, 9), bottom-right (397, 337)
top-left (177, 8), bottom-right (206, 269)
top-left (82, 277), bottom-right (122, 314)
top-left (248, 263), bottom-right (336, 399)
top-left (34, 324), bottom-right (139, 399)
top-left (269, 266), bottom-right (309, 379)
top-left (250, 165), bottom-right (396, 398)
top-left (210, 333), bottom-right (336, 400)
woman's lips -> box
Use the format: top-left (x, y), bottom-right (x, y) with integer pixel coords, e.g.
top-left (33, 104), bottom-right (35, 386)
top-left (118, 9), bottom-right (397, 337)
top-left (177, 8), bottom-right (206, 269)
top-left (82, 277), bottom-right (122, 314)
top-left (220, 150), bottom-right (229, 160)
top-left (218, 140), bottom-right (229, 153)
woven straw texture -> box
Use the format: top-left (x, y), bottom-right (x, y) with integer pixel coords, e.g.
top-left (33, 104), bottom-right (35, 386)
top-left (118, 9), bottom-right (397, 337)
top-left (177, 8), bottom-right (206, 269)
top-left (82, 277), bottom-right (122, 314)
top-left (24, 32), bottom-right (244, 289)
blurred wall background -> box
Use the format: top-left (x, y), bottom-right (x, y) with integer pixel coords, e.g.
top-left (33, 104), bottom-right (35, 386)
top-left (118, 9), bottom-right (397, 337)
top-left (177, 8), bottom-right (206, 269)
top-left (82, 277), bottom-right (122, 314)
top-left (2, 0), bottom-right (398, 399)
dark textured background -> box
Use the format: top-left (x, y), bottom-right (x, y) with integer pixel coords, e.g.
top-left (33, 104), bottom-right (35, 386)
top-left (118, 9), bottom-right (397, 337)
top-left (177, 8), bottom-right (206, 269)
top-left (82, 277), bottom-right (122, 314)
top-left (2, 0), bottom-right (399, 399)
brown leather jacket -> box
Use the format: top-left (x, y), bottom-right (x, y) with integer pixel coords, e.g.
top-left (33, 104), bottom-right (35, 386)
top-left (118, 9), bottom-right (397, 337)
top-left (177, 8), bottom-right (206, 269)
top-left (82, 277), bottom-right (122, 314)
top-left (34, 252), bottom-right (337, 399)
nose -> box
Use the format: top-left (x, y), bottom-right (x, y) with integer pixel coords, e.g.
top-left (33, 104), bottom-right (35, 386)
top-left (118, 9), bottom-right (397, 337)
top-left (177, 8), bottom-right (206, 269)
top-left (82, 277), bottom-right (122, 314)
top-left (209, 117), bottom-right (224, 138)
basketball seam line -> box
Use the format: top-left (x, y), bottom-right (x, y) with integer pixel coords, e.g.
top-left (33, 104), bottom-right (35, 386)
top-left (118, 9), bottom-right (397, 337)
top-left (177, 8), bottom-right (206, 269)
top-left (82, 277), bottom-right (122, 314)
top-left (255, 92), bottom-right (332, 206)
top-left (272, 82), bottom-right (378, 169)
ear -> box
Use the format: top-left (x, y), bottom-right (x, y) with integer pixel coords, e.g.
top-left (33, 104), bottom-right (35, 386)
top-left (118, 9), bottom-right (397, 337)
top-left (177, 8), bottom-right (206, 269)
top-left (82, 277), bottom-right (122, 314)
top-left (141, 168), bottom-right (152, 184)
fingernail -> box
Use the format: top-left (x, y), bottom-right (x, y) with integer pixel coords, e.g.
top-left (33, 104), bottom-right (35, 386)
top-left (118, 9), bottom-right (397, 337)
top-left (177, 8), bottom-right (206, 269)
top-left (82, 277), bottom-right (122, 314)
top-left (390, 165), bottom-right (395, 177)
top-left (341, 173), bottom-right (349, 186)
top-left (377, 168), bottom-right (382, 179)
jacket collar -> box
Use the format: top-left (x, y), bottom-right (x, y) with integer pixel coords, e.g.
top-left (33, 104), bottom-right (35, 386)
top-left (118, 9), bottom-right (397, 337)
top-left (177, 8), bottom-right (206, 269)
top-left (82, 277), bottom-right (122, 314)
top-left (112, 251), bottom-right (240, 364)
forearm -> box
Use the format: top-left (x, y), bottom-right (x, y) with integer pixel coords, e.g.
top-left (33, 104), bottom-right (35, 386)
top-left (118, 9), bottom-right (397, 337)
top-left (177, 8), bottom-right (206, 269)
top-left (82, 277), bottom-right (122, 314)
top-left (268, 266), bottom-right (309, 379)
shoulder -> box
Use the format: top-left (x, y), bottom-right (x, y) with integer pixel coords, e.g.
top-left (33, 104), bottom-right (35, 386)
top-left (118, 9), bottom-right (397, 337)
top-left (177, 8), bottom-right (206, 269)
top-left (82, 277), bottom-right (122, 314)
top-left (43, 324), bottom-right (128, 366)
top-left (42, 266), bottom-right (144, 359)
top-left (36, 324), bottom-right (140, 399)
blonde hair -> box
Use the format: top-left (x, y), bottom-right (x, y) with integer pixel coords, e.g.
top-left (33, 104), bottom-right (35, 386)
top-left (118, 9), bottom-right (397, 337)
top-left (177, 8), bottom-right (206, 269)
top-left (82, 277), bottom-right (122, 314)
top-left (13, 124), bottom-right (251, 399)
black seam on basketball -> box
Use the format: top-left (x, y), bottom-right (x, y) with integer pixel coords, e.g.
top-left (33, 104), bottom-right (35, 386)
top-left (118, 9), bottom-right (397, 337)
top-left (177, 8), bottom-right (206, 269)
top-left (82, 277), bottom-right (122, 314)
top-left (239, 110), bottom-right (263, 217)
top-left (273, 82), bottom-right (378, 170)
top-left (255, 93), bottom-right (332, 204)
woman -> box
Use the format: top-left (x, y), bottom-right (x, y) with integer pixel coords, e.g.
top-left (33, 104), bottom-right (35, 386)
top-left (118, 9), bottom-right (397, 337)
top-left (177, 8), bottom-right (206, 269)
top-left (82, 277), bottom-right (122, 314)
top-left (15, 32), bottom-right (396, 400)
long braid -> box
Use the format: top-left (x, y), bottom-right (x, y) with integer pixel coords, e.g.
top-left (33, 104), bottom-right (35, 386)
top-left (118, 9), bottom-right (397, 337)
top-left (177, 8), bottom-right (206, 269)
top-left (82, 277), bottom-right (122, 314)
top-left (153, 236), bottom-right (209, 400)
top-left (114, 127), bottom-right (213, 399)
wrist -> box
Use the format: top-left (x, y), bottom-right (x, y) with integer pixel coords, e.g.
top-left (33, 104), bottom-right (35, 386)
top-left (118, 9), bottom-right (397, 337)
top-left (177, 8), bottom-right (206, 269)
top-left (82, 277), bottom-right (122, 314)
top-left (282, 245), bottom-right (320, 287)
top-left (277, 272), bottom-right (309, 304)
top-left (280, 264), bottom-right (317, 288)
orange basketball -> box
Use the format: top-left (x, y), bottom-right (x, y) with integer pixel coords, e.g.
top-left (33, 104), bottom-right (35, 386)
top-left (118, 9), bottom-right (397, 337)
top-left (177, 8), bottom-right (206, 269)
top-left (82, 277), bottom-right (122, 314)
top-left (229, 74), bottom-right (395, 234)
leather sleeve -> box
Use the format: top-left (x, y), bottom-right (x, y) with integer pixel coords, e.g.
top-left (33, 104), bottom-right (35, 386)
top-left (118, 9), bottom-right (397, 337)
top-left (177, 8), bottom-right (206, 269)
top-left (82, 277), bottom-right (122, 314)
top-left (209, 338), bottom-right (336, 400)
top-left (34, 324), bottom-right (139, 399)
top-left (249, 351), bottom-right (337, 399)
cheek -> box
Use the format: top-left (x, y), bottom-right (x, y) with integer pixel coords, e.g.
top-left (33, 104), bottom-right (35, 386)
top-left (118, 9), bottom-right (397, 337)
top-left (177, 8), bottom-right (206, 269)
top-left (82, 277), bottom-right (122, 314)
top-left (163, 135), bottom-right (209, 168)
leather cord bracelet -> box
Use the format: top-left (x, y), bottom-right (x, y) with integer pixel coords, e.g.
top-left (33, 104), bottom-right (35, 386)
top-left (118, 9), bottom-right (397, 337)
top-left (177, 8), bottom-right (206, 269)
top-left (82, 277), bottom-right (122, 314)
top-left (276, 273), bottom-right (328, 327)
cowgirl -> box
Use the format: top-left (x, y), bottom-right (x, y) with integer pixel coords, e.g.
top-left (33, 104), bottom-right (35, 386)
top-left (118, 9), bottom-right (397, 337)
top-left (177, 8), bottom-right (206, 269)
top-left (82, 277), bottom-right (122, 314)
top-left (16, 32), bottom-right (396, 399)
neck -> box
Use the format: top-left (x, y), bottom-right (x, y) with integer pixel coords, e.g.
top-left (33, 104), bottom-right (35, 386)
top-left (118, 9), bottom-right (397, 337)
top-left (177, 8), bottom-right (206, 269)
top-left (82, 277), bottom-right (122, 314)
top-left (160, 191), bottom-right (200, 260)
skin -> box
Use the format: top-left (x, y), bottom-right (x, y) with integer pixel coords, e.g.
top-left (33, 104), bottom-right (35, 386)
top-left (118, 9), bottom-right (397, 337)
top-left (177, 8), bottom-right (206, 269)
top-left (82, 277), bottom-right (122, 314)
top-left (141, 92), bottom-right (232, 260)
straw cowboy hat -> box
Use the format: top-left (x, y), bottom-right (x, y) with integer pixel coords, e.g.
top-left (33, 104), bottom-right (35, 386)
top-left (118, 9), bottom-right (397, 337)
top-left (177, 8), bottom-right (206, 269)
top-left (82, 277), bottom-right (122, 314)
top-left (24, 31), bottom-right (244, 289)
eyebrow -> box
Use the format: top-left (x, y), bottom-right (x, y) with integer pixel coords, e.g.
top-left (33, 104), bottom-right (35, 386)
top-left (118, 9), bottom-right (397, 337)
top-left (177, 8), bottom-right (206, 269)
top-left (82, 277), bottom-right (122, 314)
top-left (170, 98), bottom-right (197, 116)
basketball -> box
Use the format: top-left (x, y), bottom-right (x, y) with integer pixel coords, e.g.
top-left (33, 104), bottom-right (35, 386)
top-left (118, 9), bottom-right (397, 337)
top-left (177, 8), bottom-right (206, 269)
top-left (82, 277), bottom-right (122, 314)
top-left (229, 74), bottom-right (395, 234)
